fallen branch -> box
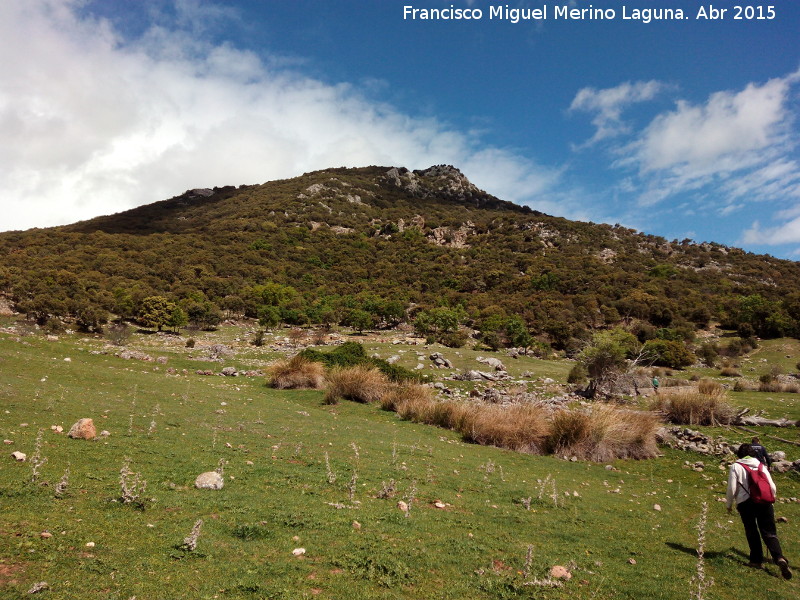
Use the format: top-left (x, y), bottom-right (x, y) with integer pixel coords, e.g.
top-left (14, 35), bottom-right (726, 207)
top-left (728, 425), bottom-right (800, 448)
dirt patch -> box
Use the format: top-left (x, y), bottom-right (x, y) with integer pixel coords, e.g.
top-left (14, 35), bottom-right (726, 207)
top-left (0, 562), bottom-right (26, 587)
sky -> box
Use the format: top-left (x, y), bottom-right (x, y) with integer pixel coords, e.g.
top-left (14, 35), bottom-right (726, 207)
top-left (1, 0), bottom-right (799, 259)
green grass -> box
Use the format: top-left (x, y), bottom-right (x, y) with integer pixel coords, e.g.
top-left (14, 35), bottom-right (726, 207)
top-left (1, 327), bottom-right (798, 599)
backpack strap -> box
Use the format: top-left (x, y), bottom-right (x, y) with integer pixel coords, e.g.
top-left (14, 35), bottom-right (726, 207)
top-left (734, 461), bottom-right (751, 495)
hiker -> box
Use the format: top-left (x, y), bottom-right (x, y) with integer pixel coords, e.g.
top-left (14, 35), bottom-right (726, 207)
top-left (652, 376), bottom-right (659, 393)
top-left (726, 443), bottom-right (792, 579)
top-left (750, 436), bottom-right (773, 470)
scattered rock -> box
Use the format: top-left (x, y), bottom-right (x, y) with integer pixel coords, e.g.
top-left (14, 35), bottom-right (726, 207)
top-left (429, 352), bottom-right (453, 369)
top-left (549, 565), bottom-right (572, 580)
top-left (156, 356), bottom-right (168, 364)
top-left (777, 516), bottom-right (789, 523)
top-left (68, 418), bottom-right (96, 440)
top-left (352, 521), bottom-right (362, 530)
top-left (653, 504), bottom-right (662, 511)
top-left (195, 471), bottom-right (224, 490)
top-left (27, 582), bottom-right (49, 594)
top-left (3, 439), bottom-right (12, 445)
top-left (50, 425), bottom-right (63, 433)
top-left (292, 548), bottom-right (306, 557)
top-left (40, 532), bottom-right (52, 539)
top-left (85, 542), bottom-right (95, 548)
top-left (221, 366), bottom-right (238, 377)
top-left (628, 558), bottom-right (637, 565)
top-left (476, 356), bottom-right (506, 372)
top-left (433, 501), bottom-right (447, 509)
top-left (118, 349), bottom-right (153, 361)
top-left (397, 500), bottom-right (409, 512)
top-left (11, 451), bottom-right (26, 461)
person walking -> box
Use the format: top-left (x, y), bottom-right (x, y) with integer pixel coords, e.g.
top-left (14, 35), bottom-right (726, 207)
top-left (726, 443), bottom-right (792, 579)
top-left (750, 436), bottom-right (773, 470)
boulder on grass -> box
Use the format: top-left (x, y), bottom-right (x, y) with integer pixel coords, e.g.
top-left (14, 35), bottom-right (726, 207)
top-left (195, 471), bottom-right (224, 490)
top-left (68, 418), bottom-right (96, 440)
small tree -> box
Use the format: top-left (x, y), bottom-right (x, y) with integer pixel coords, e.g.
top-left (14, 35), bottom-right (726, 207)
top-left (166, 306), bottom-right (188, 333)
top-left (138, 296), bottom-right (175, 331)
top-left (578, 328), bottom-right (640, 398)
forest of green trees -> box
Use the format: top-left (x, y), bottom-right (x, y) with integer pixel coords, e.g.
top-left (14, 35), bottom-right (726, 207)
top-left (2, 165), bottom-right (799, 364)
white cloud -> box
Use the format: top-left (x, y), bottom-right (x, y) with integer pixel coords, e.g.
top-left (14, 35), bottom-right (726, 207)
top-left (743, 216), bottom-right (800, 245)
top-left (636, 73), bottom-right (797, 175)
top-left (0, 0), bottom-right (562, 231)
top-left (569, 80), bottom-right (665, 146)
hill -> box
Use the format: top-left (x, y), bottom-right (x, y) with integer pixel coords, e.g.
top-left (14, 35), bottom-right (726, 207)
top-left (1, 165), bottom-right (800, 350)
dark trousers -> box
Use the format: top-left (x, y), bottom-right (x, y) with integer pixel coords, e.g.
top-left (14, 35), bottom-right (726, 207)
top-left (737, 499), bottom-right (784, 564)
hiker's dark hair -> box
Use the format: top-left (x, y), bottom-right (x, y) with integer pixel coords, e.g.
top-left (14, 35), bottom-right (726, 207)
top-left (737, 443), bottom-right (754, 459)
top-left (751, 436), bottom-right (761, 444)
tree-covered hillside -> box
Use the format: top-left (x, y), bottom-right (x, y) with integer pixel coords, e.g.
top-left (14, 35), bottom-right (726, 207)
top-left (2, 165), bottom-right (800, 353)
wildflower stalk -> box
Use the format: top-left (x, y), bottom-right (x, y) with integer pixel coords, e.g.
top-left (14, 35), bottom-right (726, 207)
top-left (689, 501), bottom-right (713, 600)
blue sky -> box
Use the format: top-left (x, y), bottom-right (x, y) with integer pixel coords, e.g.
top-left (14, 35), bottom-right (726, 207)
top-left (2, 1), bottom-right (799, 258)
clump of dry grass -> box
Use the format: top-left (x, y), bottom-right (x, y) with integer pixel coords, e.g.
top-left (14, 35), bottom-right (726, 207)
top-left (268, 355), bottom-right (325, 390)
top-left (651, 387), bottom-right (735, 426)
top-left (758, 380), bottom-right (800, 393)
top-left (719, 366), bottom-right (741, 377)
top-left (381, 382), bottom-right (433, 412)
top-left (324, 365), bottom-right (389, 404)
top-left (464, 404), bottom-right (550, 454)
top-left (546, 404), bottom-right (659, 461)
top-left (697, 379), bottom-right (723, 395)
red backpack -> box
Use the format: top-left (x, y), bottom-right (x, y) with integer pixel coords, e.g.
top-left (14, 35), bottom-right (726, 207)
top-left (738, 461), bottom-right (775, 504)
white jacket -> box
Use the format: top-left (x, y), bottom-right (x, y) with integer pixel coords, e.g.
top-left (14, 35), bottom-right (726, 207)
top-left (726, 456), bottom-right (777, 510)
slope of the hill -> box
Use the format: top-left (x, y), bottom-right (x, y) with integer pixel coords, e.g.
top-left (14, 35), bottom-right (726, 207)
top-left (1, 165), bottom-right (799, 348)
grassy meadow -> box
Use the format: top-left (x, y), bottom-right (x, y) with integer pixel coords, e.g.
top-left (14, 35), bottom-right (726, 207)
top-left (1, 323), bottom-right (799, 599)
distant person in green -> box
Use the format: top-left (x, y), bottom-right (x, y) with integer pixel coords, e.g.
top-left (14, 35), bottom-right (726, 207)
top-left (652, 376), bottom-right (659, 393)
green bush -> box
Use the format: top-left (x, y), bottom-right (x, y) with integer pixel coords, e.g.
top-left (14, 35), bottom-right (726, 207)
top-left (642, 339), bottom-right (695, 369)
top-left (299, 342), bottom-right (420, 382)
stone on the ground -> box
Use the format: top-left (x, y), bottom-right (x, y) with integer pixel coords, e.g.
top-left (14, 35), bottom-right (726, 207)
top-left (549, 565), bottom-right (571, 580)
top-left (68, 418), bottom-right (96, 440)
top-left (195, 471), bottom-right (224, 490)
top-left (11, 451), bottom-right (26, 461)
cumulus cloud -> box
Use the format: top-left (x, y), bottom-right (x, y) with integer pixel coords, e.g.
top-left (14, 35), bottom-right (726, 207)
top-left (0, 0), bottom-right (564, 231)
top-left (569, 80), bottom-right (666, 146)
top-left (635, 73), bottom-right (797, 176)
top-left (577, 70), bottom-right (800, 248)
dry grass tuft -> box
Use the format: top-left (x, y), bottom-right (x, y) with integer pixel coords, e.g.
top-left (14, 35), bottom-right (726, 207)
top-left (697, 379), bottom-right (723, 395)
top-left (719, 366), bottom-right (741, 377)
top-left (546, 404), bottom-right (659, 461)
top-left (651, 388), bottom-right (735, 426)
top-left (381, 382), bottom-right (433, 413)
top-left (324, 366), bottom-right (389, 405)
top-left (268, 355), bottom-right (325, 390)
top-left (465, 404), bottom-right (550, 454)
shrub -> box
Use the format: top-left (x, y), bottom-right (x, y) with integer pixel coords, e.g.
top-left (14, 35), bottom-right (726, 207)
top-left (567, 363), bottom-right (588, 384)
top-left (719, 366), bottom-right (741, 377)
top-left (300, 342), bottom-right (420, 382)
top-left (546, 405), bottom-right (659, 461)
top-left (651, 388), bottom-right (735, 426)
top-left (380, 383), bottom-right (434, 413)
top-left (106, 323), bottom-right (133, 346)
top-left (697, 379), bottom-right (723, 395)
top-left (324, 366), bottom-right (389, 404)
top-left (642, 339), bottom-right (695, 369)
top-left (268, 355), bottom-right (325, 390)
top-left (465, 404), bottom-right (550, 454)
